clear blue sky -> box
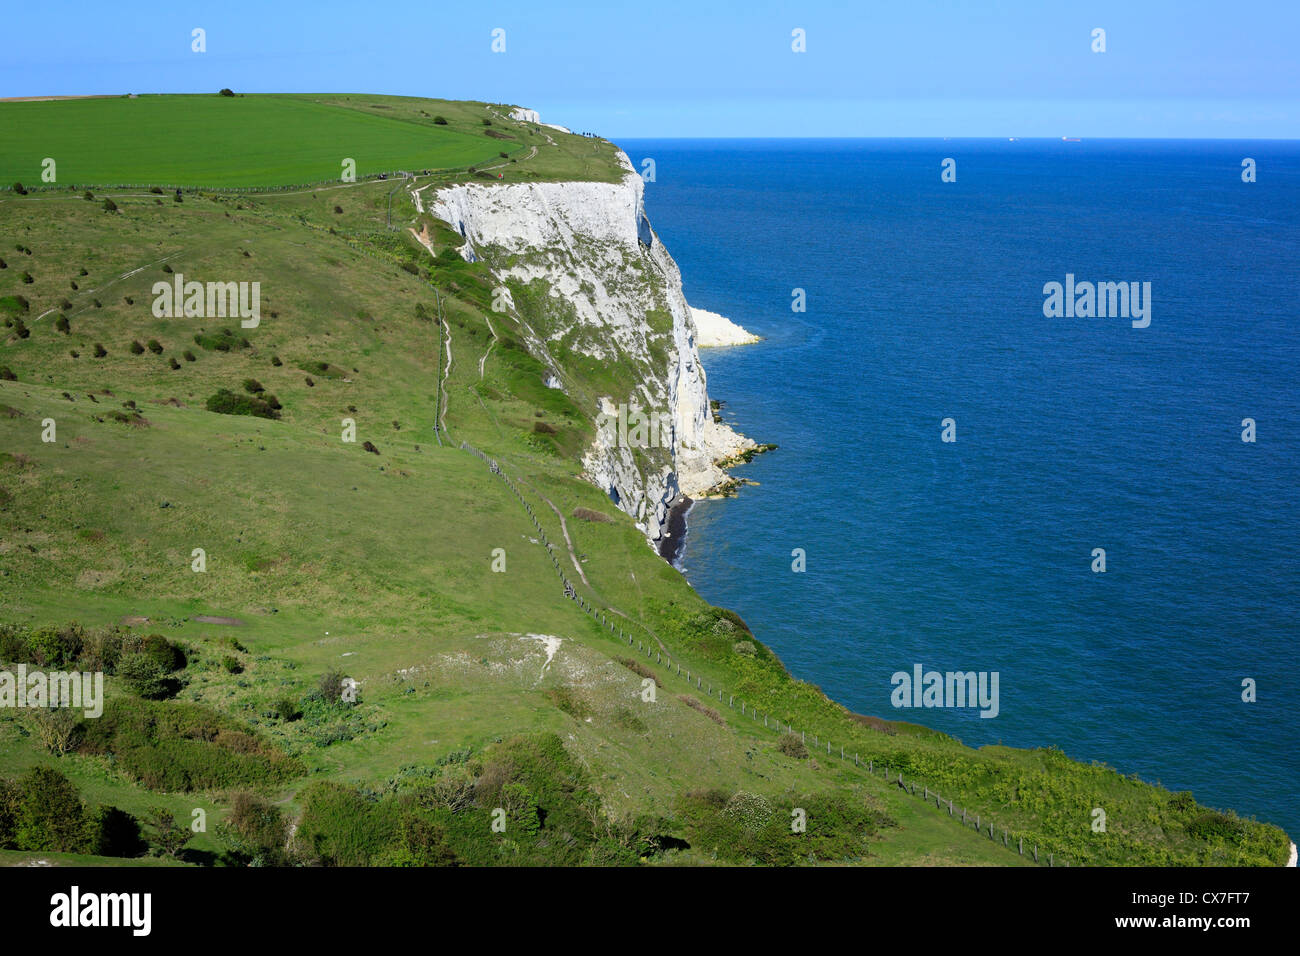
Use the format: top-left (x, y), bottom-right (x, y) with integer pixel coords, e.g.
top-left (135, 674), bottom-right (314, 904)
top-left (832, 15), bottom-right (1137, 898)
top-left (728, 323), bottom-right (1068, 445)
top-left (4, 1), bottom-right (1296, 137)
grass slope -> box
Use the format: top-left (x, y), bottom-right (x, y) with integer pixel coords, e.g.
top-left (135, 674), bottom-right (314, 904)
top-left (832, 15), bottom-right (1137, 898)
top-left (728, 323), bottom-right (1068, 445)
top-left (0, 95), bottom-right (1289, 867)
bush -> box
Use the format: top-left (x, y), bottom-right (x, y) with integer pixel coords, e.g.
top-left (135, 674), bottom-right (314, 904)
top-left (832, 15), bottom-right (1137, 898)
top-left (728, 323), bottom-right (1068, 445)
top-left (678, 694), bottom-right (725, 725)
top-left (147, 338), bottom-right (163, 354)
top-left (361, 440), bottom-right (378, 454)
top-left (168, 357), bottom-right (180, 369)
top-left (102, 197), bottom-right (118, 213)
top-left (79, 698), bottom-right (301, 793)
top-left (192, 328), bottom-right (249, 352)
top-left (273, 696), bottom-right (302, 722)
top-left (777, 733), bottom-right (809, 759)
top-left (93, 343), bottom-right (107, 357)
top-left (242, 378), bottom-right (264, 393)
top-left (144, 807), bottom-right (191, 858)
top-left (129, 340), bottom-right (145, 354)
top-left (12, 319), bottom-right (28, 339)
top-left (221, 655), bottom-right (244, 674)
top-left (0, 367), bottom-right (13, 382)
top-left (54, 314), bottom-right (69, 334)
top-left (433, 115), bottom-right (448, 125)
top-left (219, 792), bottom-right (290, 865)
top-left (12, 182), bottom-right (26, 195)
top-left (205, 388), bottom-right (280, 420)
top-left (270, 354), bottom-right (282, 367)
top-left (86, 805), bottom-right (146, 857)
top-left (183, 349), bottom-right (196, 362)
top-left (617, 657), bottom-right (660, 687)
top-left (294, 782), bottom-right (400, 866)
top-left (20, 272), bottom-right (33, 285)
top-left (219, 88), bottom-right (235, 97)
top-left (150, 186), bottom-right (164, 194)
top-left (8, 767), bottom-right (87, 852)
top-left (117, 653), bottom-right (177, 699)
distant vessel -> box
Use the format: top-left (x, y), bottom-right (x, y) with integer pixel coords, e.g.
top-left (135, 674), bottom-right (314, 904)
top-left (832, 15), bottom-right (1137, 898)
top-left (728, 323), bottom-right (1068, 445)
top-left (1062, 136), bottom-right (1081, 142)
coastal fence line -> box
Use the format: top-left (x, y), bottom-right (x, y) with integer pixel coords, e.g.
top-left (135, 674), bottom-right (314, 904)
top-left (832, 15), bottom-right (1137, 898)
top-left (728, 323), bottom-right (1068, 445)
top-left (456, 438), bottom-right (1069, 867)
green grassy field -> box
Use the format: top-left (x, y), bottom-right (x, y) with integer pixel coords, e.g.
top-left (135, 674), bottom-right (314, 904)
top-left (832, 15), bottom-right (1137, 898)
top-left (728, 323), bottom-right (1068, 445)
top-left (0, 94), bottom-right (1290, 867)
top-left (0, 94), bottom-right (606, 188)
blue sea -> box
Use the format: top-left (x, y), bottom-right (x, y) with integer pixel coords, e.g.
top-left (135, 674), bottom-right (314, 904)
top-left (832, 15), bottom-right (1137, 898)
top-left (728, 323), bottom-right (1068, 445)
top-left (619, 138), bottom-right (1300, 841)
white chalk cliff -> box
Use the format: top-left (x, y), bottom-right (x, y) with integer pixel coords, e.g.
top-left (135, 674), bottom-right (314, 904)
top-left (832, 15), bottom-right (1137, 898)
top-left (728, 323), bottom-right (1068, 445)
top-left (431, 151), bottom-right (754, 546)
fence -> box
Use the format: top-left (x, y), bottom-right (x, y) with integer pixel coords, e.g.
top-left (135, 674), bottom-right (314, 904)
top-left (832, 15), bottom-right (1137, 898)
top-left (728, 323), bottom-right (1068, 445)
top-left (456, 437), bottom-right (1070, 867)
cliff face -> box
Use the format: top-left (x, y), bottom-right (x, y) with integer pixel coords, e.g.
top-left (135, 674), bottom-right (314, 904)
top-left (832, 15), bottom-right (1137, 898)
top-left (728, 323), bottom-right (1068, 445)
top-left (431, 152), bottom-right (753, 546)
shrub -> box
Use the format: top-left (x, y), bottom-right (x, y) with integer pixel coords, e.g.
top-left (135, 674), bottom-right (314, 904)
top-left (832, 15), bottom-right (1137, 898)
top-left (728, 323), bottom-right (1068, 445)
top-left (12, 319), bottom-right (28, 339)
top-left (219, 88), bottom-right (235, 97)
top-left (20, 272), bottom-right (33, 284)
top-left (12, 182), bottom-right (25, 195)
top-left (183, 349), bottom-right (196, 362)
top-left (678, 694), bottom-right (725, 725)
top-left (205, 388), bottom-right (280, 420)
top-left (144, 807), bottom-right (192, 858)
top-left (169, 357), bottom-right (180, 369)
top-left (317, 670), bottom-right (348, 705)
top-left (617, 658), bottom-right (661, 686)
top-left (242, 378), bottom-right (264, 393)
top-left (117, 653), bottom-right (176, 699)
top-left (150, 186), bottom-right (164, 194)
top-left (270, 354), bottom-right (282, 367)
top-left (129, 340), bottom-right (145, 354)
top-left (54, 314), bottom-right (69, 334)
top-left (141, 632), bottom-right (186, 671)
top-left (162, 263), bottom-right (172, 273)
top-left (221, 655), bottom-right (244, 674)
top-left (93, 343), bottom-right (107, 357)
top-left (777, 733), bottom-right (808, 759)
top-left (361, 440), bottom-right (378, 454)
top-left (102, 197), bottom-right (118, 213)
top-left (79, 698), bottom-right (301, 793)
top-left (294, 782), bottom-right (399, 866)
top-left (86, 805), bottom-right (146, 858)
top-left (219, 792), bottom-right (290, 865)
top-left (433, 115), bottom-right (448, 125)
top-left (147, 338), bottom-right (163, 354)
top-left (8, 767), bottom-right (87, 852)
top-left (333, 205), bottom-right (342, 214)
top-left (273, 696), bottom-right (302, 722)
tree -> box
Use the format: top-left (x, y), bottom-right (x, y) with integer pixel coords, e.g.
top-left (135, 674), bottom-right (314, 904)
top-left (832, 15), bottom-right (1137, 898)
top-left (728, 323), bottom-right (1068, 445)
top-left (219, 88), bottom-right (235, 97)
top-left (145, 806), bottom-right (192, 858)
top-left (13, 767), bottom-right (87, 852)
top-left (117, 652), bottom-right (175, 699)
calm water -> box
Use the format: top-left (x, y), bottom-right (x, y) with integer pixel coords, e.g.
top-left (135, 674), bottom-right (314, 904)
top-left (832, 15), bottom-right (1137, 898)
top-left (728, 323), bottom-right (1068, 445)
top-left (619, 138), bottom-right (1300, 839)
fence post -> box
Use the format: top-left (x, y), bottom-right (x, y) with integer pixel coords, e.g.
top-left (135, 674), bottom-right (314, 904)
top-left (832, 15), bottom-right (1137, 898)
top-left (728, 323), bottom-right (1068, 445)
top-left (1034, 846), bottom-right (1039, 863)
top-left (1019, 837), bottom-right (1023, 855)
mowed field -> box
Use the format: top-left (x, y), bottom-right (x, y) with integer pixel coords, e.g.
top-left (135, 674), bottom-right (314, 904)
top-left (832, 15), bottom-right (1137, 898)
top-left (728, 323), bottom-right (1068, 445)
top-left (0, 94), bottom-right (520, 187)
